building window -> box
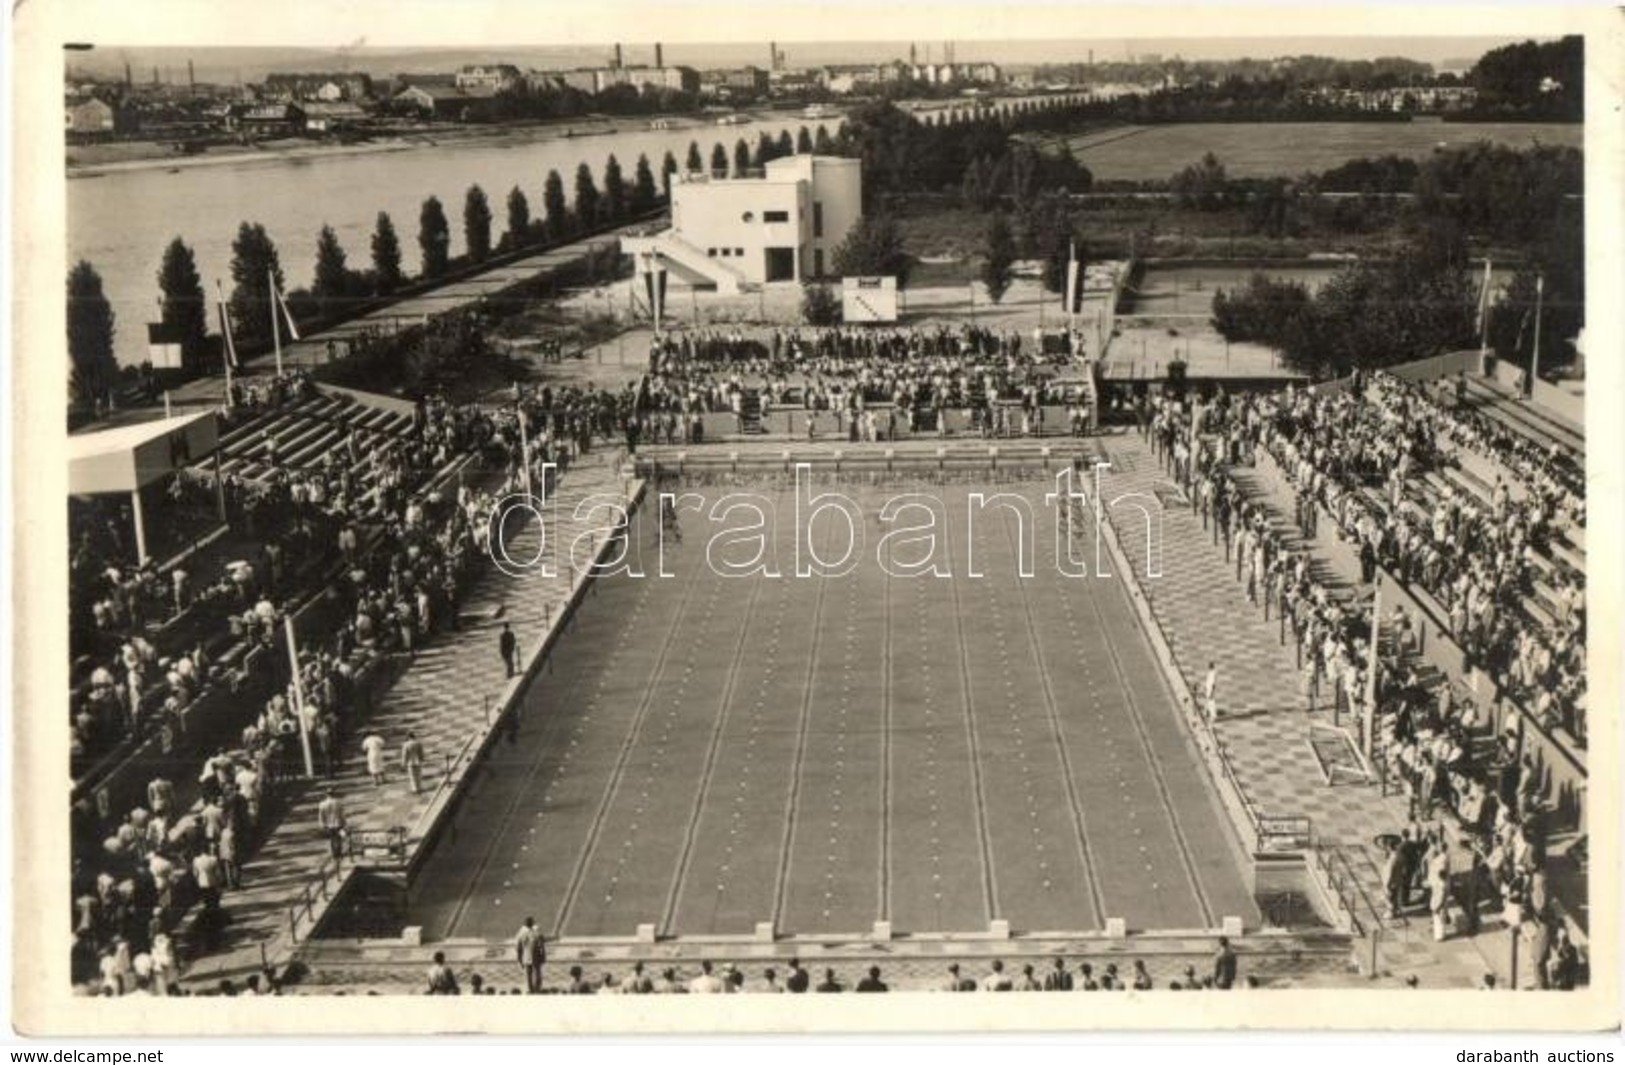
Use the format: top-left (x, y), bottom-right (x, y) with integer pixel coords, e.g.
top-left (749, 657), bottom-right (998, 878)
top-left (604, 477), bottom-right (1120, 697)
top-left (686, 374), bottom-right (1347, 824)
top-left (708, 248), bottom-right (717, 257)
top-left (741, 211), bottom-right (754, 222)
top-left (813, 202), bottom-right (824, 237)
top-left (736, 248), bottom-right (744, 257)
top-left (763, 210), bottom-right (790, 223)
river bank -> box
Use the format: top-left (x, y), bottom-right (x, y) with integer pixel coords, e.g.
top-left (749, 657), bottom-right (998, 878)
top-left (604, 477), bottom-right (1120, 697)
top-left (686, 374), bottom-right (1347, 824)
top-left (66, 107), bottom-right (833, 178)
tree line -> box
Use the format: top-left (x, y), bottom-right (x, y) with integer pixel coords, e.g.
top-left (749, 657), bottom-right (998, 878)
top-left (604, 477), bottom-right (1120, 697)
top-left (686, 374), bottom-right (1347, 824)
top-left (1207, 140), bottom-right (1583, 378)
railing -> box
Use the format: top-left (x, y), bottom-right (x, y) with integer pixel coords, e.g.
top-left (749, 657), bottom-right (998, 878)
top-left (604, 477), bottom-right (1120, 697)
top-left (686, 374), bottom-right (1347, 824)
top-left (1307, 828), bottom-right (1391, 978)
top-left (286, 852), bottom-right (346, 947)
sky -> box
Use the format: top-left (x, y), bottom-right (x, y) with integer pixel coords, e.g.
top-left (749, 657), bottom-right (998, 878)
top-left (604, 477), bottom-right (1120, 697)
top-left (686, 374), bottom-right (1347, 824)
top-left (62, 35), bottom-right (1542, 85)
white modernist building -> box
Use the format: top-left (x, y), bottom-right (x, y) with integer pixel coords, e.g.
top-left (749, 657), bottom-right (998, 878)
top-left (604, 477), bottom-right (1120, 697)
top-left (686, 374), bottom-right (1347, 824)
top-left (621, 154), bottom-right (861, 295)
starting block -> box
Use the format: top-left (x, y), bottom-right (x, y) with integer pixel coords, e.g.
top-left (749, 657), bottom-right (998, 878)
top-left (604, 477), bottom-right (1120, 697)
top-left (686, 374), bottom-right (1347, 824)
top-left (871, 920), bottom-right (892, 942)
top-left (1105, 917), bottom-right (1127, 938)
top-left (401, 926), bottom-right (423, 946)
top-left (1222, 916), bottom-right (1244, 937)
top-left (754, 921), bottom-right (776, 943)
top-left (989, 919), bottom-right (1011, 940)
top-left (635, 923), bottom-right (657, 943)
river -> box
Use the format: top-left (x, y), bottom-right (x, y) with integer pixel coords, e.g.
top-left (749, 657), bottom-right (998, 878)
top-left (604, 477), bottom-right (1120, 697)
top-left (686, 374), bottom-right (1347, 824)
top-left (68, 111), bottom-right (846, 366)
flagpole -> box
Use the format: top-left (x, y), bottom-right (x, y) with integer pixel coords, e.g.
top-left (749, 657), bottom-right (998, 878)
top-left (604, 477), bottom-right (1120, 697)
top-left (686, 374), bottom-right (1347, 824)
top-left (269, 269), bottom-right (283, 377)
top-left (284, 616), bottom-right (317, 779)
top-left (1477, 258), bottom-right (1492, 356)
top-left (518, 402), bottom-right (534, 500)
top-left (1528, 274), bottom-right (1544, 399)
top-left (214, 280), bottom-right (235, 412)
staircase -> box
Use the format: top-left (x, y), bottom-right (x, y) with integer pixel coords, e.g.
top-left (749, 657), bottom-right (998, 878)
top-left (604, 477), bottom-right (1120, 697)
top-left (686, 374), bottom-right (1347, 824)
top-left (739, 390), bottom-right (764, 434)
top-left (622, 231), bottom-right (746, 295)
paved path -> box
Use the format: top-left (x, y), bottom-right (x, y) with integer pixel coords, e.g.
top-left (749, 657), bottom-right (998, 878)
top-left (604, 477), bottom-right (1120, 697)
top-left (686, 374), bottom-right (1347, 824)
top-left (164, 223), bottom-right (655, 406)
top-left (180, 449), bottom-right (637, 981)
top-left (1096, 428), bottom-right (1525, 988)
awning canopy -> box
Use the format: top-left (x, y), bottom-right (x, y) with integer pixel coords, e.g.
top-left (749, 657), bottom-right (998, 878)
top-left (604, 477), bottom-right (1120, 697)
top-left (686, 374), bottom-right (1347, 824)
top-left (69, 411), bottom-right (219, 496)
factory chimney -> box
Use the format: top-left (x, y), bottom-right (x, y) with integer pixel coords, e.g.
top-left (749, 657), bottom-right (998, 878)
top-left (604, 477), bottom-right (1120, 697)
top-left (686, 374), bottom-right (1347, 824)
top-left (124, 60), bottom-right (132, 87)
top-left (769, 41), bottom-right (777, 71)
top-left (614, 43), bottom-right (623, 69)
top-left (655, 42), bottom-right (663, 68)
top-left (188, 59), bottom-right (195, 92)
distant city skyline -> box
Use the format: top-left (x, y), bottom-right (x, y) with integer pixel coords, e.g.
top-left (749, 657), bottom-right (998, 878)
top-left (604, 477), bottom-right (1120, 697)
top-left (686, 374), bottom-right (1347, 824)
top-left (63, 35), bottom-right (1543, 85)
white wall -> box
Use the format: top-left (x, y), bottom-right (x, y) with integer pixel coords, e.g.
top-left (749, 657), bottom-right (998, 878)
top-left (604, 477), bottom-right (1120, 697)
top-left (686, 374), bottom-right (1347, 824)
top-left (673, 178), bottom-right (804, 284)
top-left (808, 157), bottom-right (862, 278)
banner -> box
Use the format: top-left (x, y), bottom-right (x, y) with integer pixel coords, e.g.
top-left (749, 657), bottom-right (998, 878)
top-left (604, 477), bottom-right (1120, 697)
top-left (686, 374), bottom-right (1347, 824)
top-left (275, 282), bottom-right (302, 341)
top-left (643, 266), bottom-right (668, 327)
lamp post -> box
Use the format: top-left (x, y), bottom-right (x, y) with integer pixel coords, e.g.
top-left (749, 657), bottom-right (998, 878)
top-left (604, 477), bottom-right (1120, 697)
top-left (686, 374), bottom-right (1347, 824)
top-left (284, 616), bottom-right (316, 778)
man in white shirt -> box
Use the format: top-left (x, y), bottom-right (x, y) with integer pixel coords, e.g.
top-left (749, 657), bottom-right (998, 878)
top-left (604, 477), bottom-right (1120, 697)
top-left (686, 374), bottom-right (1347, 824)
top-left (688, 960), bottom-right (727, 994)
top-left (317, 789), bottom-right (346, 859)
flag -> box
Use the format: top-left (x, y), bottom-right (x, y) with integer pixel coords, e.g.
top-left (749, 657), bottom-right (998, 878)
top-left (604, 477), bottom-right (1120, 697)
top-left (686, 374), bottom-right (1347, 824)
top-left (1475, 259), bottom-right (1492, 348)
top-left (216, 297), bottom-right (240, 369)
top-left (1065, 242), bottom-right (1080, 317)
top-left (274, 283), bottom-right (302, 341)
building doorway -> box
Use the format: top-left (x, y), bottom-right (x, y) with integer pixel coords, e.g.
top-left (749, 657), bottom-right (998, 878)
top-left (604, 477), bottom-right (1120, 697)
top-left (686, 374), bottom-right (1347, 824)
top-left (765, 246), bottom-right (796, 282)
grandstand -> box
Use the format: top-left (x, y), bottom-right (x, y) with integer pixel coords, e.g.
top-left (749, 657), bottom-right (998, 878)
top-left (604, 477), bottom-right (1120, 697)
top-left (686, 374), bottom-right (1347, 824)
top-left (66, 327), bottom-right (1588, 997)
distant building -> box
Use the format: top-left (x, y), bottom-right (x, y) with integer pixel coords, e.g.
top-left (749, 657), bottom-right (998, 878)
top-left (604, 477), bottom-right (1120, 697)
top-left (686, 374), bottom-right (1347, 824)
top-left (621, 154), bottom-right (862, 292)
top-left (455, 64), bottom-right (522, 92)
top-left (300, 101), bottom-right (368, 132)
top-left (556, 69), bottom-right (600, 94)
top-left (394, 84), bottom-right (497, 121)
top-left (262, 73), bottom-right (374, 102)
top-left (542, 65), bottom-right (698, 96)
top-left (721, 66), bottom-right (770, 95)
top-left (239, 102), bottom-right (304, 135)
top-left (65, 96), bottom-right (116, 135)
top-left (768, 69), bottom-right (818, 95)
top-left (598, 65), bottom-right (701, 95)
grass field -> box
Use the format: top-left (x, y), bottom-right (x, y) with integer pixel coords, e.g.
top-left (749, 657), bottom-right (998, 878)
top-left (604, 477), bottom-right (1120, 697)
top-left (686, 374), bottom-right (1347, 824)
top-left (408, 479), bottom-right (1258, 942)
top-left (1066, 121), bottom-right (1583, 181)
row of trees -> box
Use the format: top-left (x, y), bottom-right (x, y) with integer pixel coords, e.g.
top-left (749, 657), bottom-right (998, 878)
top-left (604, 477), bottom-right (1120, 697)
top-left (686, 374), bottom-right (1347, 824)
top-left (1156, 140), bottom-right (1583, 244)
top-left (1208, 143), bottom-right (1584, 377)
top-left (111, 118), bottom-right (859, 376)
top-left (137, 146), bottom-right (687, 375)
top-left (1467, 36), bottom-right (1583, 122)
top-left (835, 98), bottom-right (1099, 205)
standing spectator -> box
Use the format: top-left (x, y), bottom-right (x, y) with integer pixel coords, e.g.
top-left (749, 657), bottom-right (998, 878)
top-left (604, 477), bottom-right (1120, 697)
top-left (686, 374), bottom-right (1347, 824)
top-left (815, 968), bottom-right (843, 993)
top-left (218, 820), bottom-right (241, 890)
top-left (317, 788), bottom-right (346, 859)
top-left (688, 960), bottom-right (726, 994)
top-left (401, 731), bottom-right (425, 795)
top-left (1212, 936), bottom-right (1237, 989)
top-left (499, 622), bottom-right (519, 678)
top-left (426, 951), bottom-right (459, 995)
top-left (759, 968), bottom-right (784, 993)
top-left (362, 729), bottom-right (387, 786)
top-left (981, 959), bottom-right (1013, 991)
top-left (1043, 957), bottom-right (1073, 991)
top-left (1428, 840), bottom-right (1452, 942)
top-left (784, 957), bottom-right (809, 993)
top-left (515, 916), bottom-right (546, 993)
top-left (1546, 926), bottom-right (1580, 990)
top-left (856, 966), bottom-right (888, 992)
top-left (622, 961), bottom-right (654, 994)
top-left (1203, 662), bottom-right (1220, 724)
